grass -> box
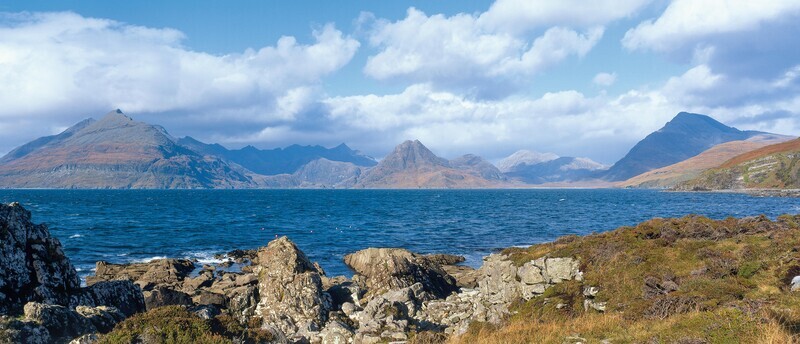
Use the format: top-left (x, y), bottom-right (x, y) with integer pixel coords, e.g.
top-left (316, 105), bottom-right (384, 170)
top-left (98, 306), bottom-right (273, 344)
top-left (450, 214), bottom-right (800, 344)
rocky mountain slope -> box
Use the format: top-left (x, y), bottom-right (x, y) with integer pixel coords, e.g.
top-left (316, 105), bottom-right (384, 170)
top-left (676, 138), bottom-right (800, 191)
top-left (602, 112), bottom-right (787, 182)
top-left (620, 134), bottom-right (793, 188)
top-left (355, 140), bottom-right (509, 188)
top-left (0, 110), bottom-right (256, 189)
top-left (178, 137), bottom-right (376, 175)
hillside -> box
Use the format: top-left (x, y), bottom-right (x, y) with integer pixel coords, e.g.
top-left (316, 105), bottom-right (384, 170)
top-left (0, 110), bottom-right (255, 189)
top-left (356, 140), bottom-right (509, 188)
top-left (676, 138), bottom-right (800, 191)
top-left (602, 112), bottom-right (784, 182)
top-left (452, 214), bottom-right (800, 343)
top-left (620, 134), bottom-right (793, 188)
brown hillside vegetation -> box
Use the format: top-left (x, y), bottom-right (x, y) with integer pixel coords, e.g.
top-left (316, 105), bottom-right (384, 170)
top-left (721, 138), bottom-right (800, 168)
top-left (620, 140), bottom-right (771, 188)
top-left (450, 214), bottom-right (800, 344)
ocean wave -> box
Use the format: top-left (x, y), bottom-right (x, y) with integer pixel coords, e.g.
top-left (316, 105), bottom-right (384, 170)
top-left (182, 251), bottom-right (230, 265)
top-left (69, 234), bottom-right (82, 238)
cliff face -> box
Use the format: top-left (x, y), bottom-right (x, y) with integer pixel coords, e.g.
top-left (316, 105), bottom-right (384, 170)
top-left (0, 202), bottom-right (145, 343)
top-left (0, 110), bottom-right (256, 189)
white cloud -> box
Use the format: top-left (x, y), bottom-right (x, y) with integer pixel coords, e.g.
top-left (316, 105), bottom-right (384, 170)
top-left (0, 11), bottom-right (359, 147)
top-left (622, 0), bottom-right (800, 79)
top-left (324, 60), bottom-right (800, 162)
top-left (479, 0), bottom-right (651, 34)
top-left (623, 0), bottom-right (800, 52)
top-left (593, 72), bottom-right (617, 86)
top-left (363, 7), bottom-right (607, 97)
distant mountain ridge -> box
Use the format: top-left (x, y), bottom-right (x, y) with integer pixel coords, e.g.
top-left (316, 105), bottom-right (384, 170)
top-left (602, 112), bottom-right (785, 181)
top-left (497, 149), bottom-right (607, 184)
top-left (178, 136), bottom-right (376, 175)
top-left (0, 110), bottom-right (255, 188)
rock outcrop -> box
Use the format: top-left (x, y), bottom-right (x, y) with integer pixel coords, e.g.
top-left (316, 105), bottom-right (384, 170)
top-left (0, 202), bottom-right (144, 343)
top-left (253, 236), bottom-right (332, 340)
top-left (344, 248), bottom-right (459, 301)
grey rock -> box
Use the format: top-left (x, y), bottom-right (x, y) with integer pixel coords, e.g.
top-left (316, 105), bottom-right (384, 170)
top-left (23, 302), bottom-right (96, 340)
top-left (69, 334), bottom-right (98, 344)
top-left (320, 320), bottom-right (354, 344)
top-left (517, 262), bottom-right (546, 285)
top-left (255, 237), bottom-right (331, 339)
top-left (0, 202), bottom-right (80, 314)
top-left (69, 280), bottom-right (145, 317)
top-left (0, 316), bottom-right (51, 344)
top-left (344, 248), bottom-right (458, 301)
top-left (74, 305), bottom-right (125, 333)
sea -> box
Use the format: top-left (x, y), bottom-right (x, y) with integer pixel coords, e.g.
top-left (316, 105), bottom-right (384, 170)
top-left (1, 189), bottom-right (798, 281)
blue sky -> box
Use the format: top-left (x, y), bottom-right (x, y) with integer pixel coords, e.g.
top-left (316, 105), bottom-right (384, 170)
top-left (1, 0), bottom-right (799, 164)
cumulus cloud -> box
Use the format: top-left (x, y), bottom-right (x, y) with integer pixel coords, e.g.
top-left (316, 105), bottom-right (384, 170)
top-left (478, 0), bottom-right (651, 34)
top-left (0, 11), bottom-right (359, 150)
top-left (593, 72), bottom-right (617, 86)
top-left (623, 0), bottom-right (800, 77)
top-left (325, 59), bottom-right (800, 163)
top-left (363, 7), bottom-right (610, 98)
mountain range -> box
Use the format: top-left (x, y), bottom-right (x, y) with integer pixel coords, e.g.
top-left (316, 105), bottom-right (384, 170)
top-left (0, 110), bottom-right (792, 189)
top-left (602, 112), bottom-right (786, 181)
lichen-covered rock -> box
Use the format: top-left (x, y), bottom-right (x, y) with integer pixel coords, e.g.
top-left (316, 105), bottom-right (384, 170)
top-left (74, 306), bottom-right (125, 333)
top-left (320, 320), bottom-right (355, 344)
top-left (0, 316), bottom-right (51, 344)
top-left (0, 202), bottom-right (81, 314)
top-left (344, 248), bottom-right (458, 301)
top-left (23, 302), bottom-right (96, 341)
top-left (254, 236), bottom-right (331, 340)
top-left (68, 280), bottom-right (145, 317)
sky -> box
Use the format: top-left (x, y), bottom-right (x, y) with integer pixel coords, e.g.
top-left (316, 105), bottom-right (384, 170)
top-left (1, 1), bottom-right (799, 164)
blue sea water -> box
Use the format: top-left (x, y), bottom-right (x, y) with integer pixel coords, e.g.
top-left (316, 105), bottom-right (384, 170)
top-left (0, 189), bottom-right (798, 280)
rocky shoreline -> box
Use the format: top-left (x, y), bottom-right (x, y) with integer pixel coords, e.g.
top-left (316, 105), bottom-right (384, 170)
top-left (6, 201), bottom-right (800, 343)
top-left (0, 202), bottom-right (593, 343)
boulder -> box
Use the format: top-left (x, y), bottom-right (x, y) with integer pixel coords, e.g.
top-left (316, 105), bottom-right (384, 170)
top-left (344, 248), bottom-right (458, 301)
top-left (320, 320), bottom-right (355, 344)
top-left (254, 236), bottom-right (331, 339)
top-left (23, 302), bottom-right (96, 340)
top-left (0, 316), bottom-right (51, 344)
top-left (69, 280), bottom-right (145, 317)
top-left (74, 306), bottom-right (126, 333)
top-left (0, 202), bottom-right (81, 314)
top-left (143, 286), bottom-right (193, 310)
